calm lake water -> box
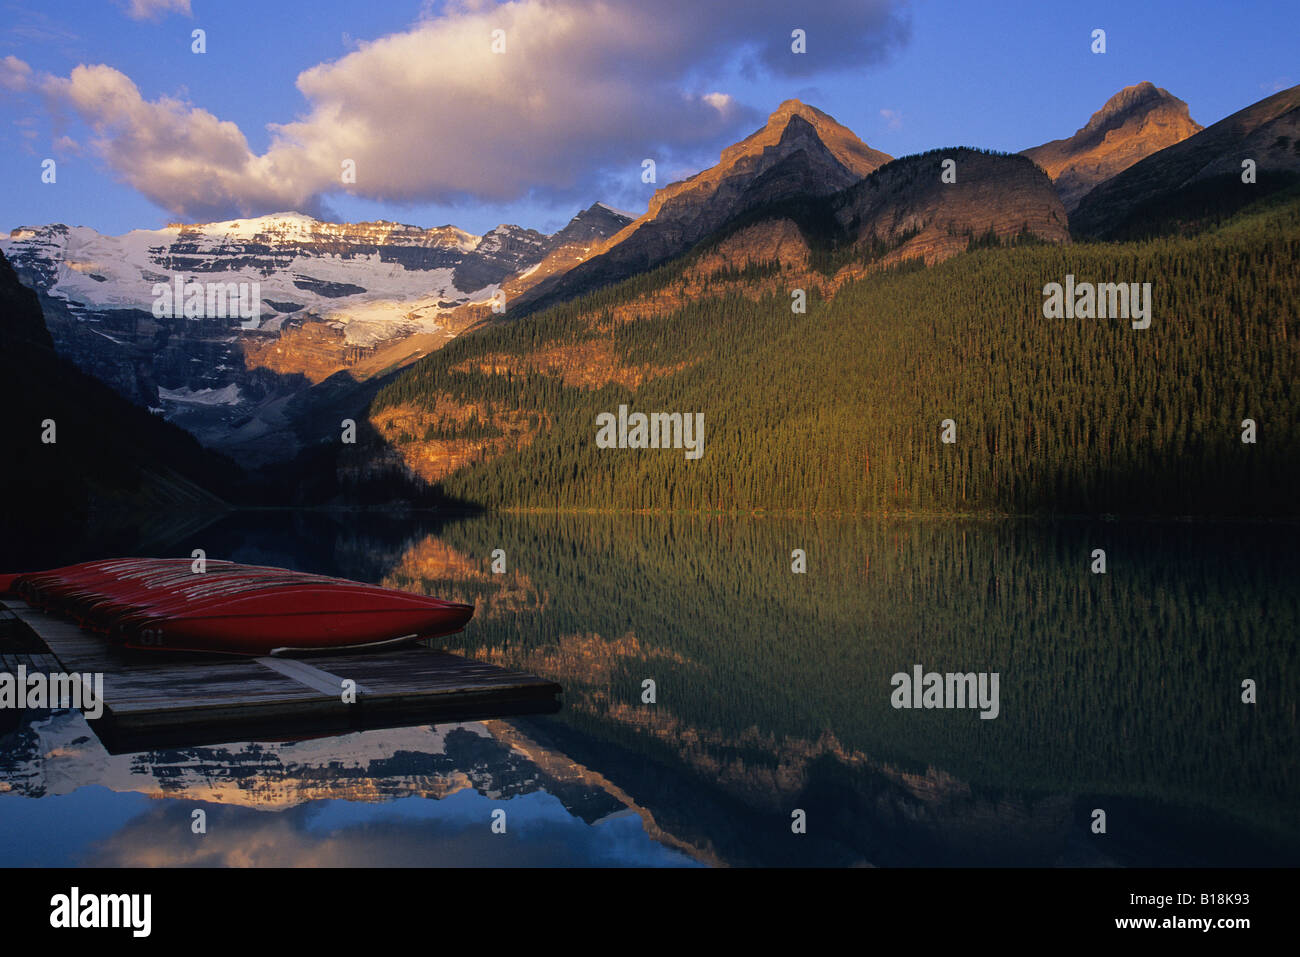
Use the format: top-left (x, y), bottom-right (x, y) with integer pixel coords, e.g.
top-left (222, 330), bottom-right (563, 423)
top-left (1, 510), bottom-right (1296, 866)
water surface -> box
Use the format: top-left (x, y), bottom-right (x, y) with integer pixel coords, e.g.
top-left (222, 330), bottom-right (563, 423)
top-left (1, 510), bottom-right (1295, 866)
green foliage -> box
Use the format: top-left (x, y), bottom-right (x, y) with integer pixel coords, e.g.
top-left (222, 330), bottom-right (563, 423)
top-left (374, 196), bottom-right (1300, 516)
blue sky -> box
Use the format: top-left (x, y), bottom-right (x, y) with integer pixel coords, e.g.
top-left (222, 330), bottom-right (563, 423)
top-left (1, 0), bottom-right (1295, 237)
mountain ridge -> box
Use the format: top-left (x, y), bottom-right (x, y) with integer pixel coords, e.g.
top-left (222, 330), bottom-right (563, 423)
top-left (1071, 82), bottom-right (1300, 238)
top-left (511, 100), bottom-right (895, 315)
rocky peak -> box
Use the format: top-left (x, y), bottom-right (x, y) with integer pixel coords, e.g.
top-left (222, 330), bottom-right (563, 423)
top-left (550, 203), bottom-right (635, 246)
top-left (1082, 82), bottom-right (1184, 134)
top-left (451, 223), bottom-right (550, 292)
top-left (1070, 83), bottom-right (1300, 239)
top-left (474, 223), bottom-right (549, 255)
top-left (644, 101), bottom-right (890, 221)
top-left (1022, 82), bottom-right (1202, 211)
top-left (512, 101), bottom-right (893, 315)
top-left (720, 99), bottom-right (891, 179)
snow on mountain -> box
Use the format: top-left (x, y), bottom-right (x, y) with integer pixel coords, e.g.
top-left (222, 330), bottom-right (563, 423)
top-left (1, 213), bottom-right (485, 324)
top-left (157, 383), bottom-right (244, 406)
top-left (2, 208), bottom-right (633, 335)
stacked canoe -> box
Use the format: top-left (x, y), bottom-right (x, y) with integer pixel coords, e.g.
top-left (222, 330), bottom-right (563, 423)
top-left (0, 558), bottom-right (474, 656)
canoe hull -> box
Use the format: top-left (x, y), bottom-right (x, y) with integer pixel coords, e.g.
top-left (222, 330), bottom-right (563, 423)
top-left (5, 559), bottom-right (475, 656)
top-left (118, 606), bottom-right (474, 656)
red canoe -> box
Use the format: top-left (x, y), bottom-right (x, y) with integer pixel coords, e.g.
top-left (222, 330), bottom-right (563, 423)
top-left (0, 559), bottom-right (474, 656)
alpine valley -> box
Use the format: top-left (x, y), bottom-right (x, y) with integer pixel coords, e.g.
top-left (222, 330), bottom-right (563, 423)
top-left (4, 82), bottom-right (1298, 516)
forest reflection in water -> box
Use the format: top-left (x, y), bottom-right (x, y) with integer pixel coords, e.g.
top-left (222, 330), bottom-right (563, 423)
top-left (1, 510), bottom-right (1295, 866)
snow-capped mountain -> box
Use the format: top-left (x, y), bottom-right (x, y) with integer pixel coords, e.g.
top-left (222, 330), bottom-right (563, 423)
top-left (0, 204), bottom-right (633, 466)
top-left (4, 206), bottom-right (636, 333)
top-left (8, 212), bottom-right (493, 337)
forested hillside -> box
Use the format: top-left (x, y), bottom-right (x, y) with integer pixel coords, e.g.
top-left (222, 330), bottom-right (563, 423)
top-left (371, 189), bottom-right (1299, 516)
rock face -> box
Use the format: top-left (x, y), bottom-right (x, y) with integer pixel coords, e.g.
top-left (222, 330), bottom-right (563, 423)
top-left (1071, 83), bottom-right (1300, 238)
top-left (451, 223), bottom-right (549, 292)
top-left (514, 100), bottom-right (892, 313)
top-left (690, 218), bottom-right (812, 274)
top-left (477, 204), bottom-right (630, 308)
top-left (1023, 82), bottom-right (1202, 212)
top-left (552, 202), bottom-right (637, 245)
top-left (833, 148), bottom-right (1070, 264)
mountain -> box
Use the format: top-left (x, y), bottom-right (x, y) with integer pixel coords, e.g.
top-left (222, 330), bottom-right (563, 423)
top-left (449, 205), bottom-right (635, 296)
top-left (371, 188), bottom-right (1299, 516)
top-left (451, 223), bottom-right (549, 292)
top-left (1071, 83), bottom-right (1300, 239)
top-left (0, 213), bottom-right (486, 417)
top-left (476, 203), bottom-right (635, 307)
top-left (509, 102), bottom-right (1072, 317)
top-left (1022, 82), bottom-right (1202, 212)
top-left (1, 100), bottom-right (1071, 479)
top-left (831, 147), bottom-right (1069, 265)
top-left (512, 100), bottom-right (893, 314)
top-left (341, 104), bottom-right (1073, 504)
top-left (11, 88), bottom-right (1293, 516)
top-left (0, 207), bottom-right (631, 466)
top-left (3, 214), bottom-right (480, 326)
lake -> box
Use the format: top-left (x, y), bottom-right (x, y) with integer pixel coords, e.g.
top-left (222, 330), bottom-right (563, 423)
top-left (1, 510), bottom-right (1295, 866)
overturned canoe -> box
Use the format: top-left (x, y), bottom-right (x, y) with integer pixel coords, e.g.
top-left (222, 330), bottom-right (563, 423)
top-left (0, 559), bottom-right (474, 656)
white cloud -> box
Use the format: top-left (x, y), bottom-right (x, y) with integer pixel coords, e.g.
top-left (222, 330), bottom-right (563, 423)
top-left (702, 92), bottom-right (735, 113)
top-left (879, 108), bottom-right (902, 131)
top-left (42, 64), bottom-right (306, 220)
top-left (1, 55), bottom-right (33, 92)
top-left (31, 0), bottom-right (910, 220)
top-left (123, 0), bottom-right (192, 20)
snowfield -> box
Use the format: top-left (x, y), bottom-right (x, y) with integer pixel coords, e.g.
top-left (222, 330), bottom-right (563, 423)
top-left (1, 212), bottom-right (488, 327)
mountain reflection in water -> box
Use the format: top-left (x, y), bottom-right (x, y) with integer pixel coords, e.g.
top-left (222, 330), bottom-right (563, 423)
top-left (1, 510), bottom-right (1296, 866)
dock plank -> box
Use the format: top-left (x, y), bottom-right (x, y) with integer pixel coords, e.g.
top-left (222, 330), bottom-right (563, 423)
top-left (1, 599), bottom-right (561, 753)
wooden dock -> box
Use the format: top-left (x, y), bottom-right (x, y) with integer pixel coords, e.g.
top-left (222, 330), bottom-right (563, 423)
top-left (0, 599), bottom-right (560, 754)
